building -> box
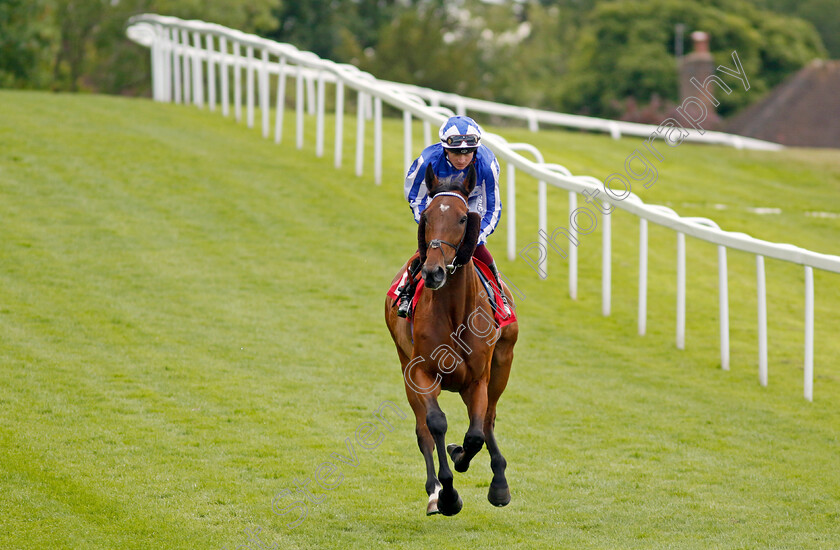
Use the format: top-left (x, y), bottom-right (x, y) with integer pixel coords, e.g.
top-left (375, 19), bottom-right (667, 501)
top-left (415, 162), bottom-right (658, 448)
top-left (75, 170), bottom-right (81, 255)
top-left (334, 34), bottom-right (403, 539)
top-left (724, 59), bottom-right (840, 148)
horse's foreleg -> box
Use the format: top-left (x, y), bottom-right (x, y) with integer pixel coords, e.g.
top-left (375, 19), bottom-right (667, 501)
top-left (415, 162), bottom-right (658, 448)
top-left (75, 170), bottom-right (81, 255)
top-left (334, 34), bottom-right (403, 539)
top-left (400, 350), bottom-right (441, 515)
top-left (425, 399), bottom-right (462, 516)
top-left (404, 387), bottom-right (441, 515)
top-left (447, 379), bottom-right (488, 473)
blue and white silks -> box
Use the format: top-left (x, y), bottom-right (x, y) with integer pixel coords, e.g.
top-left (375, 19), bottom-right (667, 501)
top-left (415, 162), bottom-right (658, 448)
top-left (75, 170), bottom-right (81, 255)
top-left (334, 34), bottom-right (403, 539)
top-left (404, 144), bottom-right (502, 246)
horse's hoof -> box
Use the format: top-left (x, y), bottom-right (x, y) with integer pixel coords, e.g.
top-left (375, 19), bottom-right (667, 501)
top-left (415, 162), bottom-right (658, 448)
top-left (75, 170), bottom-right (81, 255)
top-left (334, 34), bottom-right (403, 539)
top-left (488, 483), bottom-right (511, 507)
top-left (426, 484), bottom-right (442, 516)
top-left (437, 492), bottom-right (463, 516)
top-left (447, 444), bottom-right (471, 472)
top-left (446, 443), bottom-right (462, 460)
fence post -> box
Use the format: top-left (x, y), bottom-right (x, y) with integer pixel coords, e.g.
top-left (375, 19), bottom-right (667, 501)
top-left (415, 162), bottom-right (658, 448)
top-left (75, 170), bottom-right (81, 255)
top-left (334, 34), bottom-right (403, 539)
top-left (171, 28), bottom-right (181, 104)
top-left (233, 41), bottom-right (241, 122)
top-left (757, 255), bottom-right (768, 386)
top-left (192, 31), bottom-right (204, 108)
top-left (718, 246), bottom-right (730, 370)
top-left (316, 71), bottom-right (326, 157)
top-left (538, 180), bottom-right (547, 276)
top-left (403, 111), bottom-right (412, 173)
top-left (374, 97), bottom-right (382, 185)
top-left (150, 26), bottom-right (161, 101)
top-left (804, 266), bottom-right (814, 401)
top-left (569, 192), bottom-right (578, 300)
top-left (206, 33), bottom-right (216, 111)
top-left (676, 232), bottom-right (686, 349)
top-left (356, 91), bottom-right (366, 177)
top-left (219, 36), bottom-right (229, 117)
top-left (274, 56), bottom-right (286, 143)
top-left (161, 26), bottom-right (172, 102)
top-left (181, 29), bottom-right (192, 105)
top-left (260, 49), bottom-right (270, 138)
top-left (335, 79), bottom-right (344, 168)
top-left (246, 46), bottom-right (255, 128)
top-left (296, 64), bottom-right (304, 149)
top-left (507, 163), bottom-right (516, 261)
top-left (602, 205), bottom-right (612, 317)
top-left (638, 218), bottom-right (648, 335)
top-left (306, 75), bottom-right (317, 115)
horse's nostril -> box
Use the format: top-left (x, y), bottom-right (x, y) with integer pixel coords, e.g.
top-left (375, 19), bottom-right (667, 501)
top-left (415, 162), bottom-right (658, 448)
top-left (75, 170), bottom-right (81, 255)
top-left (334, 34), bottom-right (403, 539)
top-left (422, 265), bottom-right (447, 288)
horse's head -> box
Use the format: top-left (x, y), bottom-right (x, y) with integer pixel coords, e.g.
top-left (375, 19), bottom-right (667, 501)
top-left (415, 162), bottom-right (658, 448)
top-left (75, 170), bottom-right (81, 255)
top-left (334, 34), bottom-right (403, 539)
top-left (418, 163), bottom-right (482, 290)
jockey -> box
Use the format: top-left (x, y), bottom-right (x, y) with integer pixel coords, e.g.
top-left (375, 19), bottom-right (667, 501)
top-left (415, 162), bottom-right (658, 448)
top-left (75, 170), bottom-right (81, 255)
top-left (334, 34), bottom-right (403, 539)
top-left (398, 115), bottom-right (509, 317)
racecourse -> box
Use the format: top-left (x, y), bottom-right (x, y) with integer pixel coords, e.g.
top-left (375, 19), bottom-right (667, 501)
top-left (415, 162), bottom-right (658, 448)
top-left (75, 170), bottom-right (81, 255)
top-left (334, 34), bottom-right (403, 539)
top-left (1, 90), bottom-right (839, 549)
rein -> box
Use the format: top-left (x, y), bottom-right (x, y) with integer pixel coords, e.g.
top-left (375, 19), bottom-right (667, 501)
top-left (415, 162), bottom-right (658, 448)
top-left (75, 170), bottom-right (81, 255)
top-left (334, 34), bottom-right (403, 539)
top-left (426, 192), bottom-right (469, 274)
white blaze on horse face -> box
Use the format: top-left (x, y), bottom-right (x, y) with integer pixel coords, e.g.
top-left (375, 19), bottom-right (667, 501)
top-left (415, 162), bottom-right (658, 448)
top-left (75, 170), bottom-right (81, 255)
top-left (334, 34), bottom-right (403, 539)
top-left (439, 204), bottom-right (450, 213)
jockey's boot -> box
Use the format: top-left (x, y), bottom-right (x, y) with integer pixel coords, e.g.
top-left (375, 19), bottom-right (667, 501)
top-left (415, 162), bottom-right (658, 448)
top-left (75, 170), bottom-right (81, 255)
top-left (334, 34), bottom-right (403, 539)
top-left (397, 282), bottom-right (415, 318)
top-left (397, 257), bottom-right (422, 318)
top-left (488, 262), bottom-right (511, 316)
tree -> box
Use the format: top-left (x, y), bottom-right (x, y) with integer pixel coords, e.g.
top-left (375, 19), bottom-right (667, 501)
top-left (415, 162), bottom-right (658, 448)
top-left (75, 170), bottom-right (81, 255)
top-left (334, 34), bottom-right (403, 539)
top-left (45, 0), bottom-right (281, 94)
top-left (266, 0), bottom-right (407, 63)
top-left (362, 5), bottom-right (482, 96)
top-left (557, 0), bottom-right (826, 118)
top-left (0, 0), bottom-right (55, 88)
top-left (748, 0), bottom-right (840, 58)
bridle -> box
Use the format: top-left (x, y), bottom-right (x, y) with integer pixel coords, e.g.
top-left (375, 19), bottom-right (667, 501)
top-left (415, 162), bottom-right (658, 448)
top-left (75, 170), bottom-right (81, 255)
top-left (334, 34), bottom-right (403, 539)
top-left (424, 192), bottom-right (469, 274)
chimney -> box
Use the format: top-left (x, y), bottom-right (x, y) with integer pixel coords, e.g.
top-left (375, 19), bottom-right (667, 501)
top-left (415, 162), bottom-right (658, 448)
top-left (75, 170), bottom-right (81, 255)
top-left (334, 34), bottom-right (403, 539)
top-left (678, 31), bottom-right (721, 128)
top-left (690, 31), bottom-right (710, 55)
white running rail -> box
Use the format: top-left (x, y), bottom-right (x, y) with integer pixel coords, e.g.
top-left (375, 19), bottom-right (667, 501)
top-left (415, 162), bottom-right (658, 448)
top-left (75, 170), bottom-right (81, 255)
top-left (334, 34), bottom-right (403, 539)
top-left (127, 15), bottom-right (838, 401)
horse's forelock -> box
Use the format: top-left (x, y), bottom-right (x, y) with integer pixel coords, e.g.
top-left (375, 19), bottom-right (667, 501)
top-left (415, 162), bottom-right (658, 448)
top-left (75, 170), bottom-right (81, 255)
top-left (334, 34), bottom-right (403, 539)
top-left (429, 175), bottom-right (469, 199)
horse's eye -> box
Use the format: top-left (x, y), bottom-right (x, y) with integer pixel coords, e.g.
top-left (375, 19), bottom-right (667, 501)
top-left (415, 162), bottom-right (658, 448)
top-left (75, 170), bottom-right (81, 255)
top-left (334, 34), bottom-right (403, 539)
top-left (459, 216), bottom-right (467, 224)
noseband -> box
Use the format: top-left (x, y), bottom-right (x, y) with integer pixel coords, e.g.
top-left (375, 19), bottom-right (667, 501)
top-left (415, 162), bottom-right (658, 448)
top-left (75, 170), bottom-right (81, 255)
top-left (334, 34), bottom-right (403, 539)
top-left (425, 192), bottom-right (469, 274)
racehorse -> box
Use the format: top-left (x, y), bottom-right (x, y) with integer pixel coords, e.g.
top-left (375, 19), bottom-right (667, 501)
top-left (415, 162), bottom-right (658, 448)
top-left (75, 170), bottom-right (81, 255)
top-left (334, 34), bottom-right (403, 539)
top-left (384, 163), bottom-right (519, 516)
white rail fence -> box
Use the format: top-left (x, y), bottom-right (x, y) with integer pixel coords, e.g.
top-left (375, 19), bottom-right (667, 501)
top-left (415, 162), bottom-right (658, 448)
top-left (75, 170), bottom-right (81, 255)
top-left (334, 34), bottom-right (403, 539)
top-left (127, 15), bottom-right (839, 401)
top-left (377, 82), bottom-right (784, 151)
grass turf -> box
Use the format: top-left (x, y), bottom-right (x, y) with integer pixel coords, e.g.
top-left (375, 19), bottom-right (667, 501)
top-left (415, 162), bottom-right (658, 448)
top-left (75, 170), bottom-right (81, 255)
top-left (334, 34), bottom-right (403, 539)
top-left (1, 90), bottom-right (839, 549)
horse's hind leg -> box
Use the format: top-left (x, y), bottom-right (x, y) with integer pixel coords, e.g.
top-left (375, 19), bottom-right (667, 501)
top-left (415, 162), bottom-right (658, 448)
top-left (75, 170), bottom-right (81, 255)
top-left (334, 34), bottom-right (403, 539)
top-left (484, 403), bottom-right (510, 507)
top-left (485, 328), bottom-right (516, 507)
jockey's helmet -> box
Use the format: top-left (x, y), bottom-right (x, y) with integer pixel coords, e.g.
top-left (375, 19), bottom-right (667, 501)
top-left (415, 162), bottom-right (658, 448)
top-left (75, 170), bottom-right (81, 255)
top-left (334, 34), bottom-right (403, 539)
top-left (439, 115), bottom-right (481, 154)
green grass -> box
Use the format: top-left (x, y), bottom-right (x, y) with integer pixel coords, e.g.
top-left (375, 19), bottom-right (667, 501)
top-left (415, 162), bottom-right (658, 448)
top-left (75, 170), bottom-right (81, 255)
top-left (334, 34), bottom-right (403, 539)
top-left (2, 89), bottom-right (840, 549)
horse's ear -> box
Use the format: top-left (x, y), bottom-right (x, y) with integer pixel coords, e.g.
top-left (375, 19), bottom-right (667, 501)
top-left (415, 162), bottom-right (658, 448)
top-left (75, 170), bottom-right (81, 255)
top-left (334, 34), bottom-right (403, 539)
top-left (463, 164), bottom-right (477, 196)
top-left (454, 212), bottom-right (481, 266)
top-left (417, 214), bottom-right (427, 264)
top-left (424, 162), bottom-right (439, 194)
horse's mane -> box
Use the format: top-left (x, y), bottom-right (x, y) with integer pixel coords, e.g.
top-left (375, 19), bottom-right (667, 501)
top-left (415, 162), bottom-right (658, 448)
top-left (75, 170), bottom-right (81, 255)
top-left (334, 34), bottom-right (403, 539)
top-left (428, 174), bottom-right (470, 199)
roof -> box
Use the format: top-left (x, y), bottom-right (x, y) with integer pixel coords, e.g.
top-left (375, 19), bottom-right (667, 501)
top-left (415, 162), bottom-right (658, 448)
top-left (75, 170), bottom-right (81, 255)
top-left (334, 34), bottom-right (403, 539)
top-left (724, 60), bottom-right (840, 148)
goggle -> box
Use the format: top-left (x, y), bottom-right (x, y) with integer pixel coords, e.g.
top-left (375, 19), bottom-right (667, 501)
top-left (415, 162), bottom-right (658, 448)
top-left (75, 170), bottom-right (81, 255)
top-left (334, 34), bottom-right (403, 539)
top-left (444, 134), bottom-right (479, 147)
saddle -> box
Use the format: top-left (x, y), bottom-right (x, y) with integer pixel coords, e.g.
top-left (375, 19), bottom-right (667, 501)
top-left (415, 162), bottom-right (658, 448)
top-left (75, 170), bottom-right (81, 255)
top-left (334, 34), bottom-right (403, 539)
top-left (387, 255), bottom-right (516, 328)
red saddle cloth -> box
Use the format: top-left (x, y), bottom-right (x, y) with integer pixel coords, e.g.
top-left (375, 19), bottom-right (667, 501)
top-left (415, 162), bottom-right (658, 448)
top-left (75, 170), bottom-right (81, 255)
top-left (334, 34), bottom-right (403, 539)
top-left (387, 257), bottom-right (516, 328)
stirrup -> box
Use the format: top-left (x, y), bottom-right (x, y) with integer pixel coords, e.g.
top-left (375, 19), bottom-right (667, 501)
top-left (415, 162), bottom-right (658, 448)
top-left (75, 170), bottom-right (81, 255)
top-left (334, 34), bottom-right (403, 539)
top-left (397, 289), bottom-right (413, 318)
top-left (397, 257), bottom-right (422, 318)
top-left (494, 274), bottom-right (511, 316)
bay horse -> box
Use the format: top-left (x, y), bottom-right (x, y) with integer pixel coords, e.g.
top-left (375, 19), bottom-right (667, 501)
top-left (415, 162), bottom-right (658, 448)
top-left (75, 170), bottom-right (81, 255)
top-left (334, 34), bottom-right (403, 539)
top-left (385, 163), bottom-right (519, 516)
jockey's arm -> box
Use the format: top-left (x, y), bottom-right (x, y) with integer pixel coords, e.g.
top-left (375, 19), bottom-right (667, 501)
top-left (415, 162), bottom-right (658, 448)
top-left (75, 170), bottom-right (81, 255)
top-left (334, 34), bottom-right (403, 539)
top-left (475, 156), bottom-right (502, 243)
top-left (404, 154), bottom-right (428, 223)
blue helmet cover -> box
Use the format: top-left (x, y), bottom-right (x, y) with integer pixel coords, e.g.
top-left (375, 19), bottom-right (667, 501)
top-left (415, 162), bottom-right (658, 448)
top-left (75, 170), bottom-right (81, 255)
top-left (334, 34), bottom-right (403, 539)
top-left (439, 115), bottom-right (482, 149)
